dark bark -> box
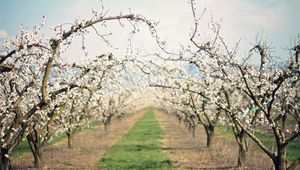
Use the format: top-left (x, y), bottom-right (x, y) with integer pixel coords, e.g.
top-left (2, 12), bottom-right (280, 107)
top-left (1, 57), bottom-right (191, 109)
top-left (272, 146), bottom-right (287, 170)
top-left (66, 132), bottom-right (73, 149)
top-left (204, 124), bottom-right (215, 148)
top-left (27, 133), bottom-right (45, 169)
top-left (237, 145), bottom-right (246, 168)
top-left (236, 130), bottom-right (248, 168)
top-left (32, 149), bottom-right (44, 169)
top-left (0, 147), bottom-right (11, 170)
top-left (104, 122), bottom-right (109, 132)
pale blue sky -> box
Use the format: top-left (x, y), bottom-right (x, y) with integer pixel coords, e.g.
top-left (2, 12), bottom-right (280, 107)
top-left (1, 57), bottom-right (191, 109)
top-left (0, 0), bottom-right (299, 62)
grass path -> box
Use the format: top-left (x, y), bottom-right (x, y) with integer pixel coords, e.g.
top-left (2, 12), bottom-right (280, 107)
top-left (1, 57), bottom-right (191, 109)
top-left (98, 108), bottom-right (172, 170)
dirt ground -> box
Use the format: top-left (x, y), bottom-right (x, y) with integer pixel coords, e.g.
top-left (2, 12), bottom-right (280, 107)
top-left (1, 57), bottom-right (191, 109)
top-left (155, 111), bottom-right (274, 170)
top-left (11, 110), bottom-right (281, 170)
top-left (11, 111), bottom-right (144, 170)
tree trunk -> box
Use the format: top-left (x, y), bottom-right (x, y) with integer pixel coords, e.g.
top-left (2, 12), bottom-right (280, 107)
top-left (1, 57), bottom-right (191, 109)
top-left (104, 123), bottom-right (107, 132)
top-left (27, 134), bottom-right (46, 170)
top-left (66, 132), bottom-right (73, 149)
top-left (0, 147), bottom-right (11, 170)
top-left (204, 124), bottom-right (215, 148)
top-left (237, 143), bottom-right (247, 168)
top-left (104, 122), bottom-right (109, 132)
top-left (192, 126), bottom-right (196, 138)
top-left (273, 146), bottom-right (287, 170)
top-left (236, 130), bottom-right (248, 168)
top-left (32, 148), bottom-right (44, 169)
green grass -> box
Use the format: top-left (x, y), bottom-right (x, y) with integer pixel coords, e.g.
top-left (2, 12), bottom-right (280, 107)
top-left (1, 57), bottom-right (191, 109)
top-left (12, 120), bottom-right (101, 157)
top-left (254, 131), bottom-right (300, 161)
top-left (12, 132), bottom-right (70, 157)
top-left (11, 139), bottom-right (30, 157)
top-left (286, 118), bottom-right (298, 126)
top-left (98, 108), bottom-right (172, 170)
top-left (216, 123), bottom-right (300, 161)
top-left (216, 124), bottom-right (234, 138)
top-left (63, 160), bottom-right (72, 166)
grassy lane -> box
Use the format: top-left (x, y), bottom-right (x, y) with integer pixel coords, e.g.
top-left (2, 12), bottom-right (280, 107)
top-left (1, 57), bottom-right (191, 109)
top-left (98, 108), bottom-right (172, 170)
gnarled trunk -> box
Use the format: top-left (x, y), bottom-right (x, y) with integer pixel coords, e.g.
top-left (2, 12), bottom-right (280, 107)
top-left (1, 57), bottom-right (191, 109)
top-left (27, 133), bottom-right (46, 169)
top-left (32, 148), bottom-right (44, 169)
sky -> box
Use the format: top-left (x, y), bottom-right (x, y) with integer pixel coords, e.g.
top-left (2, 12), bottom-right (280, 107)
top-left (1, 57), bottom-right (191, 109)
top-left (0, 0), bottom-right (299, 63)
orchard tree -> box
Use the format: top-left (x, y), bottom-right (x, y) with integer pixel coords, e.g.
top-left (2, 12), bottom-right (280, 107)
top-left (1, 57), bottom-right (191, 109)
top-left (56, 53), bottom-right (124, 149)
top-left (146, 57), bottom-right (222, 147)
top-left (185, 1), bottom-right (300, 169)
top-left (0, 6), bottom-right (161, 169)
top-left (225, 42), bottom-right (300, 170)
